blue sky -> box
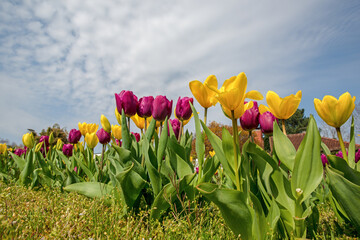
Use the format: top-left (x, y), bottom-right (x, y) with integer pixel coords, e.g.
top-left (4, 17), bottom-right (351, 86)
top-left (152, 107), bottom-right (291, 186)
top-left (0, 0), bottom-right (359, 146)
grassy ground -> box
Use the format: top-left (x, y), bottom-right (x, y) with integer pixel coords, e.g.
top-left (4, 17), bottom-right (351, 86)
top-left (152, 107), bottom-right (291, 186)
top-left (0, 182), bottom-right (358, 239)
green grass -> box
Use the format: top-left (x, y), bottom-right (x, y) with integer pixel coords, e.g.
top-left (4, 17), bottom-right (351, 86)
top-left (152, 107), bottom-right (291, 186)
top-left (0, 181), bottom-right (358, 239)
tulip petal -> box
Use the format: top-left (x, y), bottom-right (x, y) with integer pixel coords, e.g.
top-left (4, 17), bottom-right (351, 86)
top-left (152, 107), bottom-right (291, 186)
top-left (266, 91), bottom-right (282, 119)
top-left (204, 75), bottom-right (218, 90)
top-left (279, 94), bottom-right (301, 119)
top-left (189, 80), bottom-right (207, 108)
top-left (259, 105), bottom-right (270, 114)
top-left (245, 90), bottom-right (264, 100)
top-left (336, 92), bottom-right (355, 127)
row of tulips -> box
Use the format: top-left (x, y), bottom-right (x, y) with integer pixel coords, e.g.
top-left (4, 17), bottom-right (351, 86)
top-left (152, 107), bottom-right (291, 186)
top-left (1, 72), bottom-right (359, 239)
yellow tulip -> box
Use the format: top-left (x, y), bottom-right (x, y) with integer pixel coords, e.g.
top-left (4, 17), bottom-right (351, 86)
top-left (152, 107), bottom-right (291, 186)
top-left (101, 114), bottom-right (111, 133)
top-left (131, 114), bottom-right (145, 130)
top-left (115, 108), bottom-right (122, 125)
top-left (87, 123), bottom-right (99, 134)
top-left (222, 101), bottom-right (254, 119)
top-left (85, 133), bottom-right (99, 149)
top-left (74, 141), bottom-right (84, 152)
top-left (207, 72), bottom-right (262, 118)
top-left (22, 133), bottom-right (34, 148)
top-left (189, 75), bottom-right (218, 109)
top-left (314, 92), bottom-right (356, 128)
top-left (209, 150), bottom-right (215, 157)
top-left (111, 125), bottom-right (122, 140)
top-left (78, 122), bottom-right (88, 136)
top-left (0, 143), bottom-right (7, 154)
top-left (56, 139), bottom-right (63, 150)
top-left (266, 90), bottom-right (302, 120)
top-left (35, 142), bottom-right (43, 152)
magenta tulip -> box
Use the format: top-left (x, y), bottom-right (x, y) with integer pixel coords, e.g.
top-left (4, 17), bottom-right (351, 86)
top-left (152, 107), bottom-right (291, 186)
top-left (321, 154), bottom-right (328, 167)
top-left (259, 111), bottom-right (277, 135)
top-left (131, 132), bottom-right (140, 142)
top-left (115, 90), bottom-right (138, 117)
top-left (169, 119), bottom-right (181, 138)
top-left (152, 95), bottom-right (173, 122)
top-left (175, 97), bottom-right (194, 121)
top-left (356, 149), bottom-right (360, 163)
top-left (96, 128), bottom-right (111, 144)
top-left (68, 129), bottom-right (82, 144)
top-left (62, 144), bottom-right (73, 157)
top-left (115, 139), bottom-right (122, 147)
top-left (138, 96), bottom-right (154, 118)
top-left (240, 101), bottom-right (259, 131)
top-left (14, 148), bottom-right (25, 156)
top-left (39, 135), bottom-right (50, 148)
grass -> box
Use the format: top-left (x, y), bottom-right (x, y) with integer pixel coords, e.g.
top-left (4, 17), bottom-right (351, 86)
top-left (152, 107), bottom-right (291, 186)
top-left (0, 181), bottom-right (358, 239)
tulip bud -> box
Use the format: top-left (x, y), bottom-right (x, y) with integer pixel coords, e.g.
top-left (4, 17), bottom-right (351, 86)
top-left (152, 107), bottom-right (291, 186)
top-left (169, 119), bottom-right (181, 138)
top-left (175, 97), bottom-right (194, 121)
top-left (356, 149), bottom-right (360, 164)
top-left (22, 133), bottom-right (35, 149)
top-left (101, 114), bottom-right (111, 133)
top-left (131, 132), bottom-right (140, 142)
top-left (56, 139), bottom-right (63, 150)
top-left (111, 125), bottom-right (122, 140)
top-left (35, 142), bottom-right (43, 152)
top-left (115, 108), bottom-right (122, 125)
top-left (68, 129), bottom-right (82, 144)
top-left (78, 122), bottom-right (88, 136)
top-left (152, 95), bottom-right (173, 122)
top-left (62, 144), bottom-right (74, 157)
top-left (74, 142), bottom-right (84, 153)
top-left (259, 111), bottom-right (276, 135)
top-left (240, 101), bottom-right (259, 131)
top-left (336, 151), bottom-right (344, 159)
top-left (85, 133), bottom-right (99, 149)
top-left (115, 139), bottom-right (122, 147)
top-left (49, 132), bottom-right (54, 145)
top-left (87, 123), bottom-right (99, 134)
top-left (0, 143), bottom-right (7, 155)
top-left (138, 96), bottom-right (154, 118)
top-left (14, 148), bottom-right (25, 156)
top-left (115, 90), bottom-right (138, 117)
top-left (39, 135), bottom-right (50, 148)
top-left (96, 128), bottom-right (111, 144)
top-left (321, 154), bottom-right (328, 167)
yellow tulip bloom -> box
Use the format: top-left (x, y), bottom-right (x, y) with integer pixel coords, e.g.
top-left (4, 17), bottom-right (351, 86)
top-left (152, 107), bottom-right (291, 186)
top-left (85, 133), bottom-right (99, 149)
top-left (209, 150), bottom-right (215, 157)
top-left (101, 114), bottom-right (111, 133)
top-left (189, 75), bottom-right (218, 109)
top-left (78, 122), bottom-right (88, 136)
top-left (222, 101), bottom-right (254, 119)
top-left (314, 92), bottom-right (356, 128)
top-left (131, 114), bottom-right (145, 130)
top-left (111, 125), bottom-right (122, 140)
top-left (22, 133), bottom-right (35, 148)
top-left (74, 141), bottom-right (84, 152)
top-left (207, 72), bottom-right (263, 118)
top-left (0, 143), bottom-right (7, 154)
top-left (56, 139), bottom-right (63, 150)
top-left (87, 123), bottom-right (99, 134)
top-left (115, 108), bottom-right (122, 125)
top-left (266, 90), bottom-right (302, 120)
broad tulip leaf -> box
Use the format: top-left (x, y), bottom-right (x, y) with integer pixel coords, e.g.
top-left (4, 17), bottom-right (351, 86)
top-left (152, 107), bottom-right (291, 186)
top-left (145, 118), bottom-right (156, 141)
top-left (121, 109), bottom-right (132, 150)
top-left (200, 155), bottom-right (220, 183)
top-left (201, 120), bottom-right (235, 184)
top-left (271, 169), bottom-right (295, 215)
top-left (190, 103), bottom-right (205, 171)
top-left (266, 199), bottom-right (280, 235)
top-left (250, 192), bottom-right (266, 240)
top-left (327, 155), bottom-right (360, 185)
top-left (19, 149), bottom-right (34, 186)
top-left (73, 155), bottom-right (95, 182)
top-left (142, 136), bottom-right (161, 195)
top-left (327, 167), bottom-right (360, 231)
top-left (273, 121), bottom-right (296, 171)
top-left (64, 182), bottom-right (113, 198)
top-left (291, 116), bottom-right (323, 203)
top-left (197, 183), bottom-right (252, 239)
top-left (246, 142), bottom-right (279, 170)
top-left (348, 117), bottom-right (355, 168)
top-left (157, 117), bottom-right (168, 169)
top-left (321, 141), bottom-right (331, 155)
top-left (222, 128), bottom-right (235, 172)
top-left (9, 152), bottom-right (25, 170)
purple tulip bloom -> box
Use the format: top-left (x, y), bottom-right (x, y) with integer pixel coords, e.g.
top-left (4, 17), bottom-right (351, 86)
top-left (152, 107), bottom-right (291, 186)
top-left (175, 97), bottom-right (194, 121)
top-left (152, 95), bottom-right (173, 122)
top-left (115, 90), bottom-right (138, 117)
top-left (138, 96), bottom-right (154, 118)
top-left (259, 111), bottom-right (277, 135)
top-left (131, 132), bottom-right (140, 142)
top-left (74, 166), bottom-right (78, 173)
top-left (336, 151), bottom-right (343, 158)
top-left (355, 149), bottom-right (360, 163)
top-left (96, 128), bottom-right (111, 144)
top-left (62, 144), bottom-right (73, 157)
top-left (240, 101), bottom-right (259, 131)
top-left (115, 139), bottom-right (122, 147)
top-left (196, 167), bottom-right (199, 174)
top-left (68, 129), bottom-right (82, 144)
top-left (39, 135), bottom-right (50, 148)
top-left (321, 154), bottom-right (328, 167)
top-left (14, 148), bottom-right (25, 156)
top-left (169, 119), bottom-right (181, 138)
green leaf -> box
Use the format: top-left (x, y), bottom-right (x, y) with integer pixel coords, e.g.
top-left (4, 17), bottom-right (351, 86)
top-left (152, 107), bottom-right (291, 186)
top-left (190, 102), bottom-right (205, 170)
top-left (266, 199), bottom-right (280, 235)
top-left (327, 167), bottom-right (360, 231)
top-left (157, 117), bottom-right (169, 169)
top-left (222, 128), bottom-right (235, 172)
top-left (197, 183), bottom-right (252, 239)
top-left (250, 192), bottom-right (266, 240)
top-left (145, 118), bottom-right (156, 141)
top-left (321, 141), bottom-right (331, 155)
top-left (246, 142), bottom-right (279, 170)
top-left (121, 110), bottom-right (132, 150)
top-left (273, 120), bottom-right (296, 171)
top-left (9, 152), bottom-right (25, 170)
top-left (19, 150), bottom-right (34, 186)
top-left (327, 155), bottom-right (360, 185)
top-left (291, 115), bottom-right (323, 203)
top-left (64, 182), bottom-right (113, 198)
top-left (73, 154), bottom-right (95, 182)
top-left (142, 135), bottom-right (161, 195)
top-left (200, 156), bottom-right (220, 183)
top-left (348, 116), bottom-right (355, 168)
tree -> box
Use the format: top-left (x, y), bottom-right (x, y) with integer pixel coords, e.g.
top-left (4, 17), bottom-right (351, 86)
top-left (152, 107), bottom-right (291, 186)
top-left (36, 123), bottom-right (69, 144)
top-left (283, 108), bottom-right (309, 134)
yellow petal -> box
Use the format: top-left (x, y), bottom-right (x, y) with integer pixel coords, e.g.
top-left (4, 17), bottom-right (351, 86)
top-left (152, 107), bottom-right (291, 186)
top-left (279, 94), bottom-right (301, 119)
top-left (266, 91), bottom-right (282, 119)
top-left (245, 90), bottom-right (264, 100)
top-left (259, 104), bottom-right (270, 114)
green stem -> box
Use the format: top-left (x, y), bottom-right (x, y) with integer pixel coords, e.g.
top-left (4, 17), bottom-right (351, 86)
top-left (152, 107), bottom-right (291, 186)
top-left (178, 120), bottom-right (183, 142)
top-left (336, 127), bottom-right (348, 162)
top-left (99, 144), bottom-right (105, 182)
top-left (282, 119), bottom-right (287, 135)
top-left (144, 117), bottom-right (148, 133)
top-left (127, 117), bottom-right (131, 132)
top-left (204, 108), bottom-right (208, 125)
top-left (231, 110), bottom-right (241, 191)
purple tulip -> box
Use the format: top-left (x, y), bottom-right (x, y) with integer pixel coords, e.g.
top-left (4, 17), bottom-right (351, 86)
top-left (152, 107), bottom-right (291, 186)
top-left (355, 149), bottom-right (360, 163)
top-left (115, 90), bottom-right (138, 117)
top-left (259, 111), bottom-right (277, 135)
top-left (321, 154), bottom-right (328, 167)
top-left (115, 139), bottom-right (122, 147)
top-left (62, 144), bottom-right (73, 157)
top-left (152, 95), bottom-right (173, 122)
top-left (196, 167), bottom-right (199, 174)
top-left (240, 101), bottom-right (259, 131)
top-left (336, 151), bottom-right (343, 158)
top-left (14, 148), bottom-right (25, 156)
top-left (74, 166), bottom-right (78, 173)
top-left (169, 119), bottom-right (181, 138)
top-left (175, 97), bottom-right (194, 121)
top-left (39, 135), bottom-right (50, 148)
top-left (96, 128), bottom-right (111, 144)
top-left (68, 129), bottom-right (82, 144)
top-left (138, 96), bottom-right (154, 118)
top-left (131, 132), bottom-right (140, 142)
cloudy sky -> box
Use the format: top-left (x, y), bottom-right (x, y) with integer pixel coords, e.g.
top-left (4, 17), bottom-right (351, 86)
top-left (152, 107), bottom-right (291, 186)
top-left (1, 0), bottom-right (359, 145)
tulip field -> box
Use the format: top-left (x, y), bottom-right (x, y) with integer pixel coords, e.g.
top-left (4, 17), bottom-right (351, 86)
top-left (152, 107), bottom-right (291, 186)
top-left (1, 72), bottom-right (360, 239)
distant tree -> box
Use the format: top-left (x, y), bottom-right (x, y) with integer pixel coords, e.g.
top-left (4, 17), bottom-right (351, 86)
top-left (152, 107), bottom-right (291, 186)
top-left (36, 123), bottom-right (69, 144)
top-left (283, 108), bottom-right (309, 134)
